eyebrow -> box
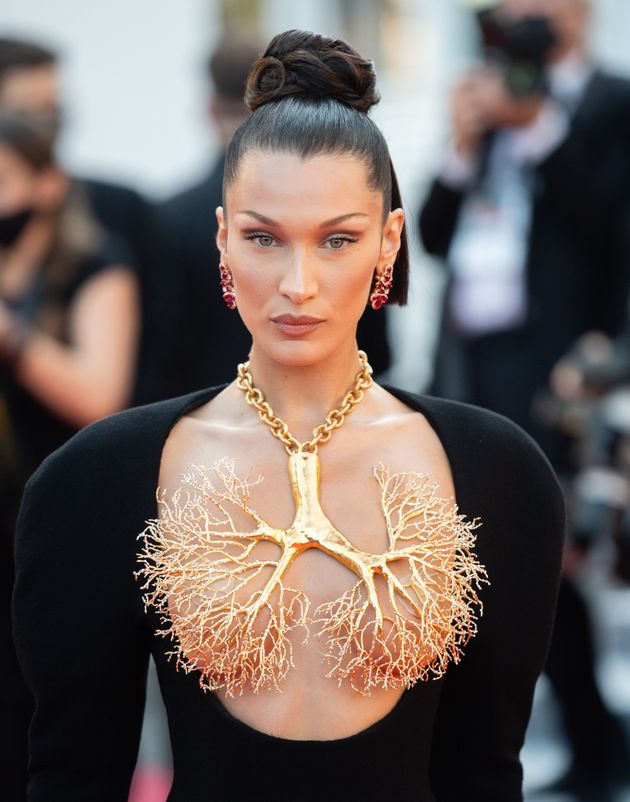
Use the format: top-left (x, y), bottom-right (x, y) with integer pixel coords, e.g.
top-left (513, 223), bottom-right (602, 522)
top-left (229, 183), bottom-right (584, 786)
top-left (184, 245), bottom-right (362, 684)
top-left (235, 210), bottom-right (370, 228)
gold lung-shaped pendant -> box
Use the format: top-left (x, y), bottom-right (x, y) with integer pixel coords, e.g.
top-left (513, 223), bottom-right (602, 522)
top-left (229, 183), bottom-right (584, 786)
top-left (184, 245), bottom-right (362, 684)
top-left (136, 451), bottom-right (489, 697)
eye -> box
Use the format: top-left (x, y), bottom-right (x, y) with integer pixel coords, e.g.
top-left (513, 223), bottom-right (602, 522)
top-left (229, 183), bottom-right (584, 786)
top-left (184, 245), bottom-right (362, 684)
top-left (244, 231), bottom-right (278, 248)
top-left (325, 234), bottom-right (358, 250)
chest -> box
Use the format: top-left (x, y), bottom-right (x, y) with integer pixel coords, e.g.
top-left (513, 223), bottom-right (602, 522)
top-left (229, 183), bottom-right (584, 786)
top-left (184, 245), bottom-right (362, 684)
top-left (137, 439), bottom-right (486, 700)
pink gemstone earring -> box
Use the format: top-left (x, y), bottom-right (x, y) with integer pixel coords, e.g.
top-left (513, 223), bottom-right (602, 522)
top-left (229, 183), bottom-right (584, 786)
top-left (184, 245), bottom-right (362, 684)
top-left (369, 264), bottom-right (394, 310)
top-left (220, 263), bottom-right (236, 310)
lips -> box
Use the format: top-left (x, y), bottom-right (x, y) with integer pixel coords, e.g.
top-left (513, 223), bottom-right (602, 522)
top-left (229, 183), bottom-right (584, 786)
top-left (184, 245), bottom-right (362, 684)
top-left (271, 314), bottom-right (324, 336)
top-left (272, 314), bottom-right (324, 325)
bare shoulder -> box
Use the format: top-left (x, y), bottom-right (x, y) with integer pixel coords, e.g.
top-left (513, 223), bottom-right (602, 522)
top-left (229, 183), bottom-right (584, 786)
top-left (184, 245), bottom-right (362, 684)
top-left (345, 382), bottom-right (459, 503)
top-left (161, 382), bottom-right (261, 449)
top-left (158, 382), bottom-right (281, 494)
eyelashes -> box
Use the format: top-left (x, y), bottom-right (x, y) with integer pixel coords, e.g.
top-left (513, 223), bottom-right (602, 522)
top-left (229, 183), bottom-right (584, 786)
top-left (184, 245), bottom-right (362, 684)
top-left (244, 231), bottom-right (276, 247)
top-left (243, 231), bottom-right (359, 250)
top-left (325, 234), bottom-right (359, 250)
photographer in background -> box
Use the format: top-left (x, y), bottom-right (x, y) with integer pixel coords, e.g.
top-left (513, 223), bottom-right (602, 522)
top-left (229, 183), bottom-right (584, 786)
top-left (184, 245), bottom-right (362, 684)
top-left (419, 0), bottom-right (630, 460)
top-left (418, 0), bottom-right (630, 796)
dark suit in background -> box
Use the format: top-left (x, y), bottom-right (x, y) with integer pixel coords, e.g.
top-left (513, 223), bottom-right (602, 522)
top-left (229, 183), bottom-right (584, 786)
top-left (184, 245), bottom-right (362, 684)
top-left (151, 156), bottom-right (251, 398)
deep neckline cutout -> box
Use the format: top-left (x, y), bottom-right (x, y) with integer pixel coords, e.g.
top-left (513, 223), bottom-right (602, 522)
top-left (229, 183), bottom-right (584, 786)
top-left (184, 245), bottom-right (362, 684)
top-left (149, 381), bottom-right (463, 744)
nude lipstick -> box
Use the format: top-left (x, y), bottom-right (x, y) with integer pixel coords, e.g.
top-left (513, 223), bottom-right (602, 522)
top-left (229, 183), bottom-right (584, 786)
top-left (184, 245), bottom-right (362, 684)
top-left (271, 314), bottom-right (324, 336)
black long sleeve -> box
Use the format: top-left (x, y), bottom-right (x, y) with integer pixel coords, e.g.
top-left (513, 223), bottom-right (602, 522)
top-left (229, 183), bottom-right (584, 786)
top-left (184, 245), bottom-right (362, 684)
top-left (12, 419), bottom-right (152, 801)
top-left (410, 393), bottom-right (566, 800)
top-left (12, 386), bottom-right (564, 802)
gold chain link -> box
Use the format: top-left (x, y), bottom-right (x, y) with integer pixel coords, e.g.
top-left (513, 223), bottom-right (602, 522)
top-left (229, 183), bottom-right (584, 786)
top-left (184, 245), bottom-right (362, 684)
top-left (236, 351), bottom-right (374, 454)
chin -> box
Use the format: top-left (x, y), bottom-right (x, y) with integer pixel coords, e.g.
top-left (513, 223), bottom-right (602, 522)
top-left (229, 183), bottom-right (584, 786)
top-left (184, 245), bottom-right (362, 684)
top-left (255, 336), bottom-right (338, 369)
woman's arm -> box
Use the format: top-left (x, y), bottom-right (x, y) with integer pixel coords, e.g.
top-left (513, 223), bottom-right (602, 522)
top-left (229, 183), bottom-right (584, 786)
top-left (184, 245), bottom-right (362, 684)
top-left (428, 418), bottom-right (565, 800)
top-left (3, 265), bottom-right (140, 427)
top-left (12, 425), bottom-right (150, 801)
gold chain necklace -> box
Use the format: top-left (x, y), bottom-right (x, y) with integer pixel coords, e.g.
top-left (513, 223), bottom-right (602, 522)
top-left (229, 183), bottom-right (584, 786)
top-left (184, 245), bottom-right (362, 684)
top-left (235, 349), bottom-right (373, 454)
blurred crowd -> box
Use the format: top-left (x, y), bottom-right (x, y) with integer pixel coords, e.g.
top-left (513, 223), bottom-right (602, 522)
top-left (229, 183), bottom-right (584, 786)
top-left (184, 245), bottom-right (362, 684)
top-left (2, 1), bottom-right (630, 801)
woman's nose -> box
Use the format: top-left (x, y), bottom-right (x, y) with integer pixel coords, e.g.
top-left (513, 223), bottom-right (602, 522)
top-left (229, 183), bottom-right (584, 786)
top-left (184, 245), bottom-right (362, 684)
top-left (278, 249), bottom-right (318, 304)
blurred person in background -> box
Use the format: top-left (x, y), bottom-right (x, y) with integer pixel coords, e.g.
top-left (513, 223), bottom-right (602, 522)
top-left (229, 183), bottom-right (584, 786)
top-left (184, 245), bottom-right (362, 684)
top-left (418, 0), bottom-right (630, 797)
top-left (154, 31), bottom-right (392, 399)
top-left (0, 111), bottom-right (140, 801)
top-left (151, 33), bottom-right (259, 397)
top-left (0, 36), bottom-right (157, 404)
top-left (419, 0), bottom-right (630, 455)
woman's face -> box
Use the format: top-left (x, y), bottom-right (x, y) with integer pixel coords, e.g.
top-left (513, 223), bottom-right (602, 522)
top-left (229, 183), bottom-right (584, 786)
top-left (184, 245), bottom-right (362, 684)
top-left (216, 150), bottom-right (404, 368)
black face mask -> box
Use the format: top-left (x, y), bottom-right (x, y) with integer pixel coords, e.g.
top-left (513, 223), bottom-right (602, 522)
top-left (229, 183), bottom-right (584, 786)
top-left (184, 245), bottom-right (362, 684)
top-left (31, 107), bottom-right (64, 142)
top-left (0, 207), bottom-right (35, 248)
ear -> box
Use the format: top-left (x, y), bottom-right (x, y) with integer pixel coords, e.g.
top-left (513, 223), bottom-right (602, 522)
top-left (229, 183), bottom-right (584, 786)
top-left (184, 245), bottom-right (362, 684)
top-left (215, 205), bottom-right (228, 263)
top-left (377, 207), bottom-right (405, 275)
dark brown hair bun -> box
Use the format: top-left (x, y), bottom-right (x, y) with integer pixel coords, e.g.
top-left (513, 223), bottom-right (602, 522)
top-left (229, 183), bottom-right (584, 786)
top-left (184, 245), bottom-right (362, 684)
top-left (244, 29), bottom-right (380, 114)
top-left (225, 28), bottom-right (409, 305)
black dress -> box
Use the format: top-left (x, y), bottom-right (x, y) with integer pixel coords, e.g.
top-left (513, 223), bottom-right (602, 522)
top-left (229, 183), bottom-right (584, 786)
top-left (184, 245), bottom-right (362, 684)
top-left (12, 385), bottom-right (565, 802)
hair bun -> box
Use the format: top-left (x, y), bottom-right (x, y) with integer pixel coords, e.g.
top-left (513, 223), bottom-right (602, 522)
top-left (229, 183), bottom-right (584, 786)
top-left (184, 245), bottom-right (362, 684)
top-left (244, 29), bottom-right (380, 114)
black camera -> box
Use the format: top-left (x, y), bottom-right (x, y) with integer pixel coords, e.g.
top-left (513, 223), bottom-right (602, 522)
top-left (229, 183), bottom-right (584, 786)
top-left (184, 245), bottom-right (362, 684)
top-left (476, 9), bottom-right (558, 96)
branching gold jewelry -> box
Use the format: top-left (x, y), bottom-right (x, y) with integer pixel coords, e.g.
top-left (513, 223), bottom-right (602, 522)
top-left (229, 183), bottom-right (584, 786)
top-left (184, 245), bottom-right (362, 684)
top-left (136, 351), bottom-right (489, 697)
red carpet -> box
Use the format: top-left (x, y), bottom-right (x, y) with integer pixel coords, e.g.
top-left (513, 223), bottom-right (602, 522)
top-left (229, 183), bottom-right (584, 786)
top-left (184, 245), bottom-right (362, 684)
top-left (128, 764), bottom-right (173, 802)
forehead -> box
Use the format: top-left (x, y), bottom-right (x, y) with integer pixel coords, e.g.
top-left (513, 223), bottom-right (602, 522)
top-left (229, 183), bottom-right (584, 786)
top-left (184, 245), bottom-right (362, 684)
top-left (226, 150), bottom-right (380, 222)
top-left (0, 65), bottom-right (59, 111)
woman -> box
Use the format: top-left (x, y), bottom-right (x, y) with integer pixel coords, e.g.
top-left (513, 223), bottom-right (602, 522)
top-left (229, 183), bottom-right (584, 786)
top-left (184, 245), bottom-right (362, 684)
top-left (0, 112), bottom-right (139, 476)
top-left (0, 110), bottom-right (139, 799)
top-left (13, 31), bottom-right (564, 802)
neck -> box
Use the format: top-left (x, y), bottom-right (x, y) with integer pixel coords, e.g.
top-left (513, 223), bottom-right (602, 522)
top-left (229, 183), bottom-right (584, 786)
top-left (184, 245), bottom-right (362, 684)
top-left (245, 341), bottom-right (368, 442)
